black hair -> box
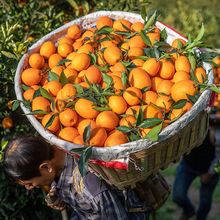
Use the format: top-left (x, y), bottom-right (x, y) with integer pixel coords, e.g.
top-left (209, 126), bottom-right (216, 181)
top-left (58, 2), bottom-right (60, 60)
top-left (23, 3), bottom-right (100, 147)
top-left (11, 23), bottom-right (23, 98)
top-left (3, 136), bottom-right (54, 181)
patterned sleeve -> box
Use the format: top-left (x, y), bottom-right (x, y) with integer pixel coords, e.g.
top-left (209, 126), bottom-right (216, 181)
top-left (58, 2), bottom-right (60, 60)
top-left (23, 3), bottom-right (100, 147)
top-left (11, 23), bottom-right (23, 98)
top-left (93, 189), bottom-right (129, 220)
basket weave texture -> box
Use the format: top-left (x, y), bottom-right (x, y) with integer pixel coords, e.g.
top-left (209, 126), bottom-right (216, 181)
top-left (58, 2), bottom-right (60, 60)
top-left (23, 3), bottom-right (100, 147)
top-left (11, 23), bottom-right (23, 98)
top-left (15, 11), bottom-right (213, 189)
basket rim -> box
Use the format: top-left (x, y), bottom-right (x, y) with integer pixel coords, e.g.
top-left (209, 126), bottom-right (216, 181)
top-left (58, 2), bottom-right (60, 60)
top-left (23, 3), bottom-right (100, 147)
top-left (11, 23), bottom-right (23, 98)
top-left (14, 11), bottom-right (213, 161)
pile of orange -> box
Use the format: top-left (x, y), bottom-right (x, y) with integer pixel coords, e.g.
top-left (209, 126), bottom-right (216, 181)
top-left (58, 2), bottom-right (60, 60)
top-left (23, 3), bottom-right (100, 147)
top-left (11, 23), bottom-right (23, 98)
top-left (20, 16), bottom-right (208, 147)
top-left (212, 56), bottom-right (220, 113)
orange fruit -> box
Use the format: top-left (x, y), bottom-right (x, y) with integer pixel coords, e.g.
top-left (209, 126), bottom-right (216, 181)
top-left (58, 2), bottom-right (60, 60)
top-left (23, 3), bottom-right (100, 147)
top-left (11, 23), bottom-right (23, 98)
top-left (73, 40), bottom-right (83, 51)
top-left (142, 91), bottom-right (158, 105)
top-left (40, 41), bottom-right (56, 59)
top-left (77, 44), bottom-right (94, 54)
top-left (2, 117), bottom-right (13, 129)
top-left (71, 53), bottom-right (90, 71)
top-left (125, 105), bottom-right (141, 116)
top-left (140, 128), bottom-right (151, 137)
top-left (96, 16), bottom-right (113, 30)
top-left (42, 113), bottom-right (60, 133)
top-left (113, 19), bottom-right (131, 32)
top-left (67, 25), bottom-right (81, 40)
top-left (156, 80), bottom-right (174, 95)
top-left (58, 127), bottom-right (79, 142)
top-left (96, 111), bottom-right (119, 131)
top-left (63, 67), bottom-right (78, 83)
top-left (102, 75), bottom-right (125, 92)
top-left (81, 29), bottom-right (95, 41)
top-left (146, 32), bottom-right (160, 45)
top-left (29, 53), bottom-right (45, 69)
top-left (43, 81), bottom-right (62, 97)
top-left (97, 51), bottom-right (106, 66)
top-left (60, 83), bottom-right (76, 99)
top-left (89, 127), bottom-right (107, 147)
top-left (104, 130), bottom-right (128, 147)
top-left (128, 36), bottom-right (145, 48)
top-left (131, 22), bottom-right (144, 32)
top-left (159, 59), bottom-right (175, 79)
top-left (170, 108), bottom-right (185, 121)
top-left (32, 96), bottom-right (51, 118)
top-left (65, 52), bottom-right (77, 67)
top-left (128, 47), bottom-right (144, 59)
top-left (155, 95), bottom-right (173, 113)
top-left (119, 115), bottom-right (136, 127)
top-left (108, 95), bottom-right (128, 114)
top-left (77, 119), bottom-right (97, 136)
top-left (121, 42), bottom-right (130, 51)
top-left (129, 68), bottom-right (151, 89)
top-left (172, 71), bottom-right (190, 83)
top-left (23, 85), bottom-right (39, 101)
top-left (194, 67), bottom-right (206, 83)
top-left (73, 135), bottom-right (84, 145)
top-left (51, 66), bottom-right (64, 76)
top-left (58, 36), bottom-right (74, 45)
top-left (59, 108), bottom-right (78, 127)
top-left (52, 99), bottom-right (66, 113)
top-left (171, 80), bottom-right (196, 102)
top-left (84, 65), bottom-right (102, 84)
top-left (123, 87), bottom-right (142, 106)
top-left (175, 55), bottom-right (191, 73)
top-left (183, 102), bottom-right (193, 111)
top-left (75, 98), bottom-right (99, 119)
top-left (57, 43), bottom-right (73, 58)
top-left (110, 62), bottom-right (126, 73)
top-left (142, 58), bottom-right (161, 77)
top-left (21, 68), bottom-right (42, 86)
top-left (132, 59), bottom-right (145, 67)
top-left (143, 104), bottom-right (163, 119)
top-left (48, 53), bottom-right (62, 69)
top-left (151, 76), bottom-right (163, 92)
top-left (171, 38), bottom-right (186, 48)
top-left (103, 46), bottom-right (121, 65)
top-left (101, 40), bottom-right (116, 49)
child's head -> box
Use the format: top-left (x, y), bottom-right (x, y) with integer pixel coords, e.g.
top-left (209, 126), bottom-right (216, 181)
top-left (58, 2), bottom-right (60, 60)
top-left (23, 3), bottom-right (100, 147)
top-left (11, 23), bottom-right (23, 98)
top-left (4, 136), bottom-right (56, 190)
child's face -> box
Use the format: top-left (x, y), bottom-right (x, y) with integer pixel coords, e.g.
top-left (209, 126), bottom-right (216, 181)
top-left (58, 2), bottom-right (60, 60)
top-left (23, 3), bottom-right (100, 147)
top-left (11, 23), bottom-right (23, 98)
top-left (17, 163), bottom-right (56, 190)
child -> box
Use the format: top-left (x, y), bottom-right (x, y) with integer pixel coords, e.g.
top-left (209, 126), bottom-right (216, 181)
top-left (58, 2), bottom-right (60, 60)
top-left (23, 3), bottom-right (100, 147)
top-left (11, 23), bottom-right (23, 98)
top-left (172, 121), bottom-right (220, 220)
top-left (3, 136), bottom-right (149, 220)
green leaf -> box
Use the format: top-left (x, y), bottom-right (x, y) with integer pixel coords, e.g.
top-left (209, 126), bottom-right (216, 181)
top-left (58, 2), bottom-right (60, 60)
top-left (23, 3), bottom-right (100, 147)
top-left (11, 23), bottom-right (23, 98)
top-left (48, 71), bottom-right (59, 81)
top-left (103, 73), bottom-right (113, 89)
top-left (136, 107), bottom-right (144, 126)
top-left (22, 100), bottom-right (31, 109)
top-left (73, 84), bottom-right (84, 94)
top-left (45, 114), bottom-right (56, 129)
top-left (40, 87), bottom-right (52, 101)
top-left (129, 132), bottom-right (140, 141)
top-left (60, 72), bottom-right (69, 85)
top-left (187, 94), bottom-right (198, 104)
top-left (209, 85), bottom-right (220, 94)
top-left (121, 71), bottom-right (128, 87)
top-left (141, 6), bottom-right (147, 22)
top-left (93, 107), bottom-right (111, 111)
top-left (194, 23), bottom-right (204, 42)
top-left (140, 30), bottom-right (152, 47)
top-left (172, 100), bottom-right (187, 109)
top-left (21, 84), bottom-right (29, 91)
top-left (139, 118), bottom-right (162, 128)
top-left (144, 10), bottom-right (157, 30)
top-left (145, 122), bottom-right (163, 141)
top-left (25, 110), bottom-right (48, 115)
top-left (12, 100), bottom-right (19, 111)
top-left (1, 140), bottom-right (8, 151)
top-left (78, 147), bottom-right (93, 177)
top-left (114, 31), bottom-right (131, 36)
top-left (56, 59), bottom-right (71, 66)
top-left (188, 54), bottom-right (196, 72)
top-left (33, 89), bottom-right (41, 99)
top-left (116, 126), bottom-right (132, 133)
top-left (96, 27), bottom-right (113, 35)
top-left (66, 101), bottom-right (75, 108)
top-left (89, 52), bottom-right (97, 64)
top-left (1, 51), bottom-right (17, 59)
top-left (83, 124), bottom-right (91, 144)
top-left (160, 28), bottom-right (167, 41)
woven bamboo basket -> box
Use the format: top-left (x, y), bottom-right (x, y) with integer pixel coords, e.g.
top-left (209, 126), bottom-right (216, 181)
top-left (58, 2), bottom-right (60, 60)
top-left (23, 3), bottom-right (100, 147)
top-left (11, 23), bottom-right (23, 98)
top-left (15, 11), bottom-right (213, 189)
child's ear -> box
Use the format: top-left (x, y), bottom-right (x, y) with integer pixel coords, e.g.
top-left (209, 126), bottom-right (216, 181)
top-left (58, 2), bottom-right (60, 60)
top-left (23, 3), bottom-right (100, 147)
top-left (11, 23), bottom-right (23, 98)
top-left (39, 162), bottom-right (53, 173)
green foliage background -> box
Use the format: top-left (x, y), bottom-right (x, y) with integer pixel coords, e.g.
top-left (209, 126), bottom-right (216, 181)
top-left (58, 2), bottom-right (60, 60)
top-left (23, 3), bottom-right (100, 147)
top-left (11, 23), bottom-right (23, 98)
top-left (0, 0), bottom-right (219, 219)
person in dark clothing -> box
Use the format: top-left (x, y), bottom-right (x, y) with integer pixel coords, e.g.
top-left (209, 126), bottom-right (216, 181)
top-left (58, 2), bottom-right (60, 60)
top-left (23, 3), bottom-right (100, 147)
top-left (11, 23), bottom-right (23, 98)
top-left (172, 123), bottom-right (220, 220)
top-left (3, 136), bottom-right (149, 220)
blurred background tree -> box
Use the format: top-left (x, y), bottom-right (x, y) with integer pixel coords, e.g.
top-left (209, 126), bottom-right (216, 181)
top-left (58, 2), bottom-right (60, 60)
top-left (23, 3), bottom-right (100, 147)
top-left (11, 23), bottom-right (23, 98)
top-left (0, 0), bottom-right (219, 219)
